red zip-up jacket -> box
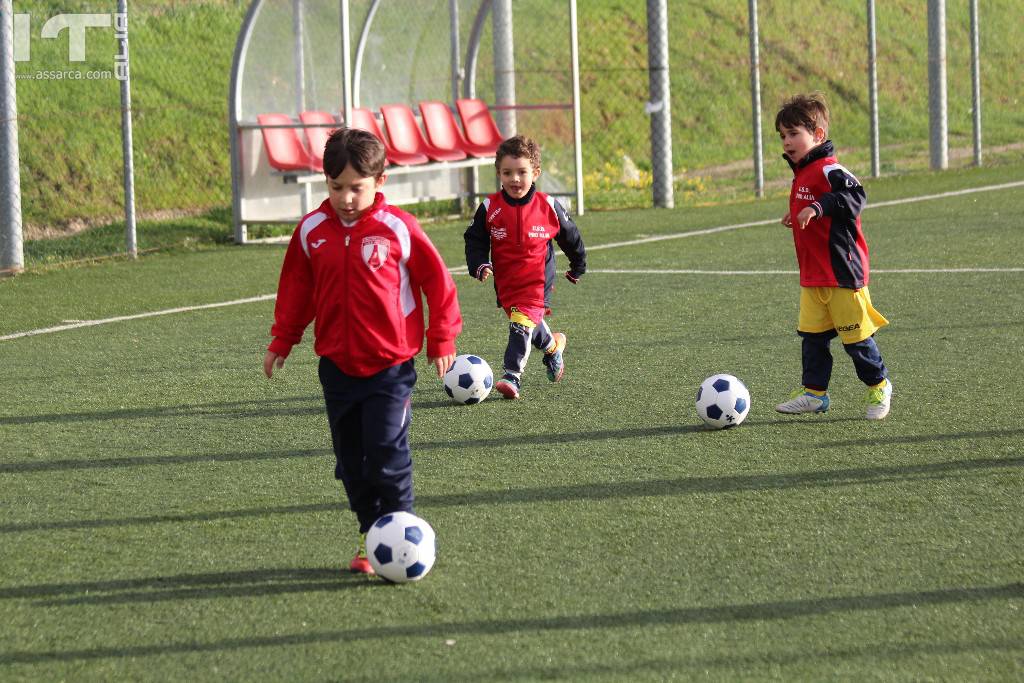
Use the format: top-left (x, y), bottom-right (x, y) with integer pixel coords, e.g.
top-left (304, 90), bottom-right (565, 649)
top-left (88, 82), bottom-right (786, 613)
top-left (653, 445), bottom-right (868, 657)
top-left (268, 194), bottom-right (462, 377)
top-left (464, 186), bottom-right (586, 311)
top-left (786, 140), bottom-right (870, 289)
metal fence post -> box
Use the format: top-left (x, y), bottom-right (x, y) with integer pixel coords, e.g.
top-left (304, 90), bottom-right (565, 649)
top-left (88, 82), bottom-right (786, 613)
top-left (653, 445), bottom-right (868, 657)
top-left (1, 0), bottom-right (24, 275)
top-left (492, 0), bottom-right (516, 136)
top-left (867, 0), bottom-right (880, 177)
top-left (747, 0), bottom-right (764, 198)
top-left (970, 0), bottom-right (982, 166)
top-left (117, 0), bottom-right (137, 258)
top-left (928, 0), bottom-right (948, 170)
top-left (646, 0), bottom-right (673, 209)
top-left (569, 0), bottom-right (584, 215)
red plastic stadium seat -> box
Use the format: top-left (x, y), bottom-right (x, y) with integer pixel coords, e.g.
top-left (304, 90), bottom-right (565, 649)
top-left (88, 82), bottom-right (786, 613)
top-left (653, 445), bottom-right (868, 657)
top-left (299, 111), bottom-right (338, 167)
top-left (419, 100), bottom-right (496, 158)
top-left (380, 103), bottom-right (467, 162)
top-left (257, 113), bottom-right (321, 173)
top-left (347, 107), bottom-right (428, 166)
top-left (455, 98), bottom-right (504, 156)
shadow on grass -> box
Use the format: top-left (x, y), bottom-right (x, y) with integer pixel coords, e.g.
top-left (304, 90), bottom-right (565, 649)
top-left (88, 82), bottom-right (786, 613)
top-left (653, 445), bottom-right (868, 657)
top-left (3, 455), bottom-right (1020, 534)
top-left (0, 396), bottom-right (458, 426)
top-left (0, 567), bottom-right (363, 607)
top-left (0, 395), bottom-right (324, 426)
top-left (1, 582), bottom-right (1020, 664)
top-left (440, 638), bottom-right (1024, 682)
top-left (0, 424), bottom-right (702, 474)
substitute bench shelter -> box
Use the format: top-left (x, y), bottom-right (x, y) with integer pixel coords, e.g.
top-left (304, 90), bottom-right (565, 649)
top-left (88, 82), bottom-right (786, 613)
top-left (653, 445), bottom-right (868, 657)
top-left (229, 0), bottom-right (584, 243)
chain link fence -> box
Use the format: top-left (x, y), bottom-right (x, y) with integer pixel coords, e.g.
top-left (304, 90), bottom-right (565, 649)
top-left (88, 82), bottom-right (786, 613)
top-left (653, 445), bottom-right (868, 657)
top-left (3, 1), bottom-right (1022, 267)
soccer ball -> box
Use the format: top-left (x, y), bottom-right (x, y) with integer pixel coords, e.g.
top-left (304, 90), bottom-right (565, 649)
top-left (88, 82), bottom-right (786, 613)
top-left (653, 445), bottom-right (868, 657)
top-left (366, 511), bottom-right (437, 583)
top-left (443, 354), bottom-right (493, 404)
top-left (695, 374), bottom-right (751, 429)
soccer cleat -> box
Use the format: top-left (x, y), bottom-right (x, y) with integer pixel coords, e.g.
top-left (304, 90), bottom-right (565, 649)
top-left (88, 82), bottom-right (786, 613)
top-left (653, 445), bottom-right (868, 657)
top-left (349, 533), bottom-right (375, 575)
top-left (775, 388), bottom-right (830, 414)
top-left (542, 332), bottom-right (567, 382)
top-left (865, 379), bottom-right (893, 420)
top-left (494, 374), bottom-right (521, 400)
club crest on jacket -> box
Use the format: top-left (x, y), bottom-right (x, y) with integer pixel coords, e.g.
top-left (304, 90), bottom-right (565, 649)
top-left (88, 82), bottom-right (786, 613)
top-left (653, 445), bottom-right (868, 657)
top-left (362, 236), bottom-right (389, 271)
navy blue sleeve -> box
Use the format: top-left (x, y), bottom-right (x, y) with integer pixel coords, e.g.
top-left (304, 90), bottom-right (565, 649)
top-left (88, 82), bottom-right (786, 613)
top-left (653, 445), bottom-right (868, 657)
top-left (464, 203), bottom-right (491, 279)
top-left (817, 165), bottom-right (866, 220)
top-left (552, 200), bottom-right (587, 277)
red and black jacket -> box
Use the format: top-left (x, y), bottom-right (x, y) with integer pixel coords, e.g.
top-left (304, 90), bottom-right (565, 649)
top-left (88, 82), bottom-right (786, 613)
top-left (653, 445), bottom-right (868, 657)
top-left (464, 185), bottom-right (586, 310)
top-left (785, 140), bottom-right (870, 289)
top-left (269, 194), bottom-right (462, 377)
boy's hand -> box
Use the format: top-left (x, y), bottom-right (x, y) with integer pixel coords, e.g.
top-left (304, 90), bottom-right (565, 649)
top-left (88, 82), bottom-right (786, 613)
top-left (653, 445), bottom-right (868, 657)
top-left (429, 353), bottom-right (456, 378)
top-left (782, 213), bottom-right (793, 228)
top-left (263, 350), bottom-right (285, 378)
top-left (476, 265), bottom-right (493, 281)
top-left (564, 270), bottom-right (581, 284)
top-left (795, 206), bottom-right (817, 229)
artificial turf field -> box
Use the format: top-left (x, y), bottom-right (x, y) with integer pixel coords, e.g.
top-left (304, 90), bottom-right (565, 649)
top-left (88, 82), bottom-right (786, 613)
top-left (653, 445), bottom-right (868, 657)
top-left (1, 165), bottom-right (1022, 681)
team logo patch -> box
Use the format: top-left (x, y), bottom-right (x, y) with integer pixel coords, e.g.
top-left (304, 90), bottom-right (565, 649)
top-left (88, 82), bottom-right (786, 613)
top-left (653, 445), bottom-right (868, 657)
top-left (490, 225), bottom-right (507, 240)
top-left (528, 225), bottom-right (550, 238)
top-left (361, 236), bottom-right (390, 271)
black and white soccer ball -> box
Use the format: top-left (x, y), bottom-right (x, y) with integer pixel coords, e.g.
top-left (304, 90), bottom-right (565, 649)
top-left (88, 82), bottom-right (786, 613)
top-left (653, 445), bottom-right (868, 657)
top-left (366, 511), bottom-right (437, 583)
top-left (695, 373), bottom-right (751, 429)
top-left (443, 354), bottom-right (493, 404)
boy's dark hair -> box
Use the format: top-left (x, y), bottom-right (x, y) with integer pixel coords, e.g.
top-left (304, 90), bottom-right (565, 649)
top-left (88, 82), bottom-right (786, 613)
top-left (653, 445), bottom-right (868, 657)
top-left (495, 135), bottom-right (541, 172)
top-left (775, 93), bottom-right (830, 135)
top-left (323, 127), bottom-right (387, 179)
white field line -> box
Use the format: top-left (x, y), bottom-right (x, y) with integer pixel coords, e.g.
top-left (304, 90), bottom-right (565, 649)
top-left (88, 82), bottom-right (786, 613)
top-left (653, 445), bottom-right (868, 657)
top-left (4, 180), bottom-right (1022, 342)
top-left (588, 267), bottom-right (1024, 275)
top-left (587, 179), bottom-right (1024, 252)
top-left (0, 295), bottom-right (276, 342)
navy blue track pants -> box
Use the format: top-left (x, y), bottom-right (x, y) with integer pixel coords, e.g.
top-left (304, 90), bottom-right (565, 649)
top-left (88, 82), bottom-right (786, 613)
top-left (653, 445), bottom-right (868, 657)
top-left (318, 357), bottom-right (416, 533)
top-left (799, 330), bottom-right (887, 391)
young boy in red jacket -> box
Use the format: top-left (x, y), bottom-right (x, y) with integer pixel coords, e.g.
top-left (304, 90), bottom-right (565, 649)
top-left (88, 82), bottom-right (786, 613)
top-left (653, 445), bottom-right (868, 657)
top-left (464, 135), bottom-right (587, 399)
top-left (263, 128), bottom-right (462, 574)
top-left (773, 93), bottom-right (892, 420)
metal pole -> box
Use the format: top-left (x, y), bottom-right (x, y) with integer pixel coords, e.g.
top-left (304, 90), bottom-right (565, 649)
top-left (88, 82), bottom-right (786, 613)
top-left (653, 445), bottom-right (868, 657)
top-left (117, 0), bottom-right (137, 258)
top-left (449, 0), bottom-right (461, 104)
top-left (0, 0), bottom-right (24, 275)
top-left (646, 0), bottom-right (673, 209)
top-left (927, 0), bottom-right (948, 170)
top-left (492, 0), bottom-right (515, 136)
top-left (569, 0), bottom-right (584, 214)
top-left (293, 0), bottom-right (306, 114)
top-left (747, 0), bottom-right (763, 198)
top-left (340, 0), bottom-right (352, 125)
top-left (353, 0), bottom-right (383, 109)
top-left (867, 0), bottom-right (880, 177)
top-left (464, 1), bottom-right (489, 100)
top-left (970, 0), bottom-right (982, 166)
top-left (229, 0), bottom-right (263, 244)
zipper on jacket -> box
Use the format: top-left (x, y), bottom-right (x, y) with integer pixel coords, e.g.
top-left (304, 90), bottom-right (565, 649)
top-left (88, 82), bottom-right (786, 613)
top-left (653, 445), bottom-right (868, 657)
top-left (516, 203), bottom-right (522, 246)
top-left (343, 228), bottom-right (351, 358)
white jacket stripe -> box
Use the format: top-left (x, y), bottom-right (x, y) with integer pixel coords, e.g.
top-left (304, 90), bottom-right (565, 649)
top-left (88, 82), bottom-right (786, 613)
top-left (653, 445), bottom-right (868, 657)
top-left (375, 210), bottom-right (416, 316)
top-left (299, 212), bottom-right (329, 258)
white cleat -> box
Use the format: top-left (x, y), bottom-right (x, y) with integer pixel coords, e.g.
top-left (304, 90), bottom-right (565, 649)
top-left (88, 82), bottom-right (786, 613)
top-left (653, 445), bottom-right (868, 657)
top-left (865, 380), bottom-right (893, 420)
top-left (775, 389), bottom-right (830, 414)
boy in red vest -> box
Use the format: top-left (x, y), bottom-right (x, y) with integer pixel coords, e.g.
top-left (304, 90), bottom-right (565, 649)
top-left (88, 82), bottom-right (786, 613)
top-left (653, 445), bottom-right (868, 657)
top-left (264, 128), bottom-right (462, 574)
top-left (464, 135), bottom-right (587, 399)
top-left (773, 93), bottom-right (893, 420)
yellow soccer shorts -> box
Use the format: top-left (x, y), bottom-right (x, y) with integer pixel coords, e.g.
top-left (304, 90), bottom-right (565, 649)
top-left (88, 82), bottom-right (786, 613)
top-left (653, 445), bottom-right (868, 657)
top-left (798, 286), bottom-right (889, 344)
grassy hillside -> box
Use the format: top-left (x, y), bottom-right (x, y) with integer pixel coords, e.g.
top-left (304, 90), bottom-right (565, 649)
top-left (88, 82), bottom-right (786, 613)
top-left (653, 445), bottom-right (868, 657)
top-left (10, 0), bottom-right (1023, 235)
top-left (14, 0), bottom-right (246, 232)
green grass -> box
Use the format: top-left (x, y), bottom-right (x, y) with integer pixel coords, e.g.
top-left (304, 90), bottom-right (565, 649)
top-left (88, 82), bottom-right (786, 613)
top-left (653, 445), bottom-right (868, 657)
top-left (2, 165), bottom-right (1022, 680)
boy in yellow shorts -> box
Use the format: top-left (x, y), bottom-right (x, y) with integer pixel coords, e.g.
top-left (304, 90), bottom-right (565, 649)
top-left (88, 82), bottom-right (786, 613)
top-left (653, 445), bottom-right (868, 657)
top-left (773, 93), bottom-right (892, 420)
